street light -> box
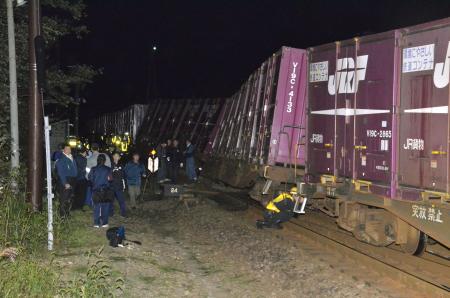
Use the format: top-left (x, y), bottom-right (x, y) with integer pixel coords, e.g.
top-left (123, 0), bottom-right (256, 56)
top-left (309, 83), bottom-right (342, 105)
top-left (152, 46), bottom-right (157, 51)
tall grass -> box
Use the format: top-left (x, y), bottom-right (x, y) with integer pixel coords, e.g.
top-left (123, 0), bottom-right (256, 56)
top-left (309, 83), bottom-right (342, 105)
top-left (0, 172), bottom-right (123, 297)
top-left (0, 170), bottom-right (51, 253)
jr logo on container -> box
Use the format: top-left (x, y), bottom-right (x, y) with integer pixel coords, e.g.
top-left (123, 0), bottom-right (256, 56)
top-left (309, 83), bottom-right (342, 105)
top-left (328, 55), bottom-right (369, 95)
top-left (286, 62), bottom-right (299, 113)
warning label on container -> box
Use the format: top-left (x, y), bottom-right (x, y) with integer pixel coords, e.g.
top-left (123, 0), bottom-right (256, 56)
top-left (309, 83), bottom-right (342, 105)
top-left (309, 61), bottom-right (328, 82)
top-left (402, 44), bottom-right (434, 73)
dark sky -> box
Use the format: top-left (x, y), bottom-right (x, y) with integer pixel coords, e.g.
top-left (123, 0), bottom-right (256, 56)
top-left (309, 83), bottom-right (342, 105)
top-left (66, 0), bottom-right (450, 121)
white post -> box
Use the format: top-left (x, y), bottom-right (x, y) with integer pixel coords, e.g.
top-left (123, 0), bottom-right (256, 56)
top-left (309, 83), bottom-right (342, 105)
top-left (44, 117), bottom-right (54, 250)
top-left (6, 0), bottom-right (20, 170)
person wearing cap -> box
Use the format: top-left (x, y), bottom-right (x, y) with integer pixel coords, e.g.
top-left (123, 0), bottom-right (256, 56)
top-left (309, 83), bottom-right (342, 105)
top-left (256, 187), bottom-right (299, 229)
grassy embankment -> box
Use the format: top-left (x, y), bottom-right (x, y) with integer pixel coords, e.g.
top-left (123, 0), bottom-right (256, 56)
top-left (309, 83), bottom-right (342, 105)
top-left (0, 174), bottom-right (122, 297)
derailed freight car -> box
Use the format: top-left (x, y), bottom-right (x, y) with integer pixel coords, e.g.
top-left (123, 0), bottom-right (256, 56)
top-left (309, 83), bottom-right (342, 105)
top-left (204, 21), bottom-right (449, 255)
top-left (90, 104), bottom-right (148, 143)
top-left (203, 47), bottom-right (307, 189)
top-left (307, 19), bottom-right (450, 254)
top-left (136, 98), bottom-right (223, 152)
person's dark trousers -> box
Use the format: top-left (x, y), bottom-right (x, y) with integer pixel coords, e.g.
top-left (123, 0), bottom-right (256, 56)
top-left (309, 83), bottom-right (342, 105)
top-left (73, 179), bottom-right (87, 210)
top-left (110, 188), bottom-right (127, 217)
top-left (157, 160), bottom-right (167, 182)
top-left (263, 210), bottom-right (293, 226)
top-left (94, 202), bottom-right (111, 226)
top-left (166, 162), bottom-right (173, 182)
top-left (58, 177), bottom-right (75, 218)
top-left (170, 165), bottom-right (179, 183)
top-left (85, 186), bottom-right (93, 207)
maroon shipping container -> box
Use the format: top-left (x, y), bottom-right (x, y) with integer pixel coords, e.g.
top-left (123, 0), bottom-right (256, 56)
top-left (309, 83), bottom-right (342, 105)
top-left (206, 47), bottom-right (307, 166)
top-left (398, 18), bottom-right (450, 194)
top-left (307, 32), bottom-right (399, 197)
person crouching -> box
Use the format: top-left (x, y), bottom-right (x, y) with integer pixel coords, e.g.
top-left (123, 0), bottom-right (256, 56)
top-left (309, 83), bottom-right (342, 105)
top-left (88, 154), bottom-right (113, 228)
top-left (256, 187), bottom-right (299, 229)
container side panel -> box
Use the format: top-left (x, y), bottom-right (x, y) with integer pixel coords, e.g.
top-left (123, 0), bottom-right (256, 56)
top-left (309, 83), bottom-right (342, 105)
top-left (399, 25), bottom-right (450, 191)
top-left (307, 49), bottom-right (336, 175)
top-left (268, 47), bottom-right (308, 166)
top-left (354, 37), bottom-right (396, 185)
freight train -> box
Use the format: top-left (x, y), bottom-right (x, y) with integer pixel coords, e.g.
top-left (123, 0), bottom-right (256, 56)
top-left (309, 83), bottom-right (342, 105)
top-left (91, 17), bottom-right (450, 256)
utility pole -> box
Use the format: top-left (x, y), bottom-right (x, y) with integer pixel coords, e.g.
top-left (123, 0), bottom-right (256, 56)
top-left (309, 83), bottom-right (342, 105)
top-left (6, 0), bottom-right (20, 171)
top-left (145, 45), bottom-right (158, 101)
top-left (27, 0), bottom-right (43, 211)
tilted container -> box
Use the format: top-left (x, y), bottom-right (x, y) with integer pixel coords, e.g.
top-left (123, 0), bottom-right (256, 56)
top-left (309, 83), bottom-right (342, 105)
top-left (206, 47), bottom-right (307, 166)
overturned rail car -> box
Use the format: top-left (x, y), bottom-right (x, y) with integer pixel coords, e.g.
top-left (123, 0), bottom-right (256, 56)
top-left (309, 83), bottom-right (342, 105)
top-left (89, 104), bottom-right (149, 142)
top-left (90, 18), bottom-right (450, 256)
top-left (136, 98), bottom-right (223, 152)
top-left (203, 47), bottom-right (308, 188)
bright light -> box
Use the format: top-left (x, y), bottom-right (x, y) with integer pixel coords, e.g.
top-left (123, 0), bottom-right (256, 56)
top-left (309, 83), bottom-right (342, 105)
top-left (86, 167), bottom-right (91, 173)
top-left (152, 46), bottom-right (157, 51)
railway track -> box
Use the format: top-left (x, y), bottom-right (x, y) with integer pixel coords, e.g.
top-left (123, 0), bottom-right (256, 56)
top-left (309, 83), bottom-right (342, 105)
top-left (246, 203), bottom-right (450, 297)
top-left (190, 184), bottom-right (450, 297)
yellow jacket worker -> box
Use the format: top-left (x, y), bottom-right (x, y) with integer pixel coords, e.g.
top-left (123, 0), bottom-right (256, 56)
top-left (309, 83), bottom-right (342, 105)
top-left (256, 187), bottom-right (298, 229)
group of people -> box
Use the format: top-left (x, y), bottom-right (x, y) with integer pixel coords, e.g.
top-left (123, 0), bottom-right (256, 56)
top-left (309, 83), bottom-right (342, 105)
top-left (53, 138), bottom-right (198, 227)
top-left (155, 139), bottom-right (197, 184)
top-left (54, 143), bottom-right (146, 227)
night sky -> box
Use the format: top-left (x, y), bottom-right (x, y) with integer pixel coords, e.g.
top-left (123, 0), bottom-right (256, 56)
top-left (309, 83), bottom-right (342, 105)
top-left (64, 0), bottom-right (450, 122)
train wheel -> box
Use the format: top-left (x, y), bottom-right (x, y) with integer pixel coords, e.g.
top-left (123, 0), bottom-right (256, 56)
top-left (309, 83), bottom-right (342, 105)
top-left (401, 225), bottom-right (427, 256)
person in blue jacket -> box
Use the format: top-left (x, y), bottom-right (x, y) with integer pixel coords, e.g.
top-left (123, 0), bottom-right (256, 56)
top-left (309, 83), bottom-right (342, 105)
top-left (184, 139), bottom-right (197, 182)
top-left (124, 152), bottom-right (146, 209)
top-left (88, 154), bottom-right (113, 228)
top-left (55, 144), bottom-right (78, 218)
top-left (73, 147), bottom-right (88, 210)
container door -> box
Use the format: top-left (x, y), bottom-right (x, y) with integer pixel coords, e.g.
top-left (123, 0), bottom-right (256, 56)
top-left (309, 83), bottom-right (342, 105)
top-left (334, 44), bottom-right (355, 178)
top-left (308, 48), bottom-right (336, 175)
top-left (399, 27), bottom-right (450, 191)
top-left (354, 37), bottom-right (395, 184)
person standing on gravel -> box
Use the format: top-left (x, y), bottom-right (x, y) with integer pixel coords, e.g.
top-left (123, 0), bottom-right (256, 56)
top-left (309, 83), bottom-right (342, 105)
top-left (156, 141), bottom-right (169, 183)
top-left (124, 152), bottom-right (146, 209)
top-left (256, 187), bottom-right (298, 229)
top-left (184, 139), bottom-right (197, 183)
top-left (168, 139), bottom-right (183, 184)
top-left (110, 152), bottom-right (127, 217)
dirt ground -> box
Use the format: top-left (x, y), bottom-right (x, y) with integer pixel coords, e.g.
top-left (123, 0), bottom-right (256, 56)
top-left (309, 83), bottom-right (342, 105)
top-left (53, 179), bottom-right (418, 298)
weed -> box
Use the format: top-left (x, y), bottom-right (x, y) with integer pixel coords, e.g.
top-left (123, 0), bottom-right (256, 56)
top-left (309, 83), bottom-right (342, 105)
top-left (59, 247), bottom-right (124, 297)
top-left (0, 172), bottom-right (49, 253)
top-left (0, 258), bottom-right (58, 297)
